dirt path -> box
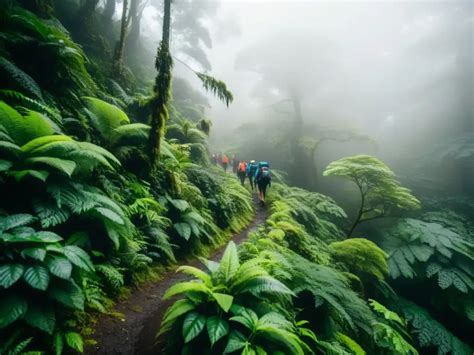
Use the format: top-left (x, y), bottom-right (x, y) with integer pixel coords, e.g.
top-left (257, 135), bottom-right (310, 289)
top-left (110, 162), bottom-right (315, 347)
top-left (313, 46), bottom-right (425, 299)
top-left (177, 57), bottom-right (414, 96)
top-left (86, 195), bottom-right (268, 354)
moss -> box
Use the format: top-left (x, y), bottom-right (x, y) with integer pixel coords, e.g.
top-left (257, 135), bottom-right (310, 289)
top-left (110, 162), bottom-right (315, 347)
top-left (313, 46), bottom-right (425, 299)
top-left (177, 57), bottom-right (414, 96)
top-left (329, 238), bottom-right (389, 281)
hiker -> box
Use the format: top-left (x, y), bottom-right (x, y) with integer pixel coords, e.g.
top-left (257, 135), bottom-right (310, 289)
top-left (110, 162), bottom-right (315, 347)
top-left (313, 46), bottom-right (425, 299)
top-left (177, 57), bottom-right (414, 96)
top-left (255, 161), bottom-right (271, 205)
top-left (212, 153), bottom-right (217, 165)
top-left (222, 154), bottom-right (229, 172)
top-left (232, 155), bottom-right (239, 174)
top-left (246, 160), bottom-right (258, 190)
top-left (237, 161), bottom-right (247, 186)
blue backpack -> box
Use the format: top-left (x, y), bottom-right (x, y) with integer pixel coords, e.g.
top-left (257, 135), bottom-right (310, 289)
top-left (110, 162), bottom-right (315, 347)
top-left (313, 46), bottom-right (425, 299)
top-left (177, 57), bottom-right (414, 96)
top-left (261, 167), bottom-right (271, 179)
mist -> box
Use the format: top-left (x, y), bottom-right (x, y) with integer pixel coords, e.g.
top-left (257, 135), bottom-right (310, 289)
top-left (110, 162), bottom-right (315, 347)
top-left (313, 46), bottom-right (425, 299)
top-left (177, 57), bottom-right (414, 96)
top-left (179, 0), bottom-right (472, 194)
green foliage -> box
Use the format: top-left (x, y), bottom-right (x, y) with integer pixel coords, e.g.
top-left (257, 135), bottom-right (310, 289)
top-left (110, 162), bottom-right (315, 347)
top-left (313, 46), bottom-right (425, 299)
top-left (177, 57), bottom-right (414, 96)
top-left (285, 252), bottom-right (376, 336)
top-left (158, 241), bottom-right (311, 354)
top-left (394, 298), bottom-right (471, 355)
top-left (83, 96), bottom-right (130, 140)
top-left (0, 90), bottom-right (62, 124)
top-left (0, 57), bottom-right (43, 100)
top-left (1, 6), bottom-right (97, 112)
top-left (323, 155), bottom-right (420, 235)
top-left (196, 72), bottom-right (234, 107)
top-left (329, 238), bottom-right (388, 282)
top-left (369, 299), bottom-right (418, 355)
top-left (0, 102), bottom-right (56, 145)
top-left (0, 214), bottom-right (92, 353)
top-left (380, 219), bottom-right (474, 291)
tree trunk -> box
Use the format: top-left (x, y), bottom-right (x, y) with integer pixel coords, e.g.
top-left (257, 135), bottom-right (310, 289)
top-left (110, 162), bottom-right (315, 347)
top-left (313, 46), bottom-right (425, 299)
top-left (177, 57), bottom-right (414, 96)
top-left (79, 0), bottom-right (99, 20)
top-left (147, 0), bottom-right (172, 174)
top-left (348, 185), bottom-right (365, 236)
top-left (289, 92), bottom-right (316, 189)
top-left (103, 0), bottom-right (116, 20)
top-left (111, 0), bottom-right (130, 76)
top-left (127, 0), bottom-right (145, 51)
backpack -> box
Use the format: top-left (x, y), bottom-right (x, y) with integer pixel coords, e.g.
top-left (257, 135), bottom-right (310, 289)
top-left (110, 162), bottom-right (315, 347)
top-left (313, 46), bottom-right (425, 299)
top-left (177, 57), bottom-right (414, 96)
top-left (258, 161), bottom-right (270, 169)
top-left (260, 167), bottom-right (271, 179)
top-left (238, 162), bottom-right (247, 172)
top-left (248, 163), bottom-right (257, 174)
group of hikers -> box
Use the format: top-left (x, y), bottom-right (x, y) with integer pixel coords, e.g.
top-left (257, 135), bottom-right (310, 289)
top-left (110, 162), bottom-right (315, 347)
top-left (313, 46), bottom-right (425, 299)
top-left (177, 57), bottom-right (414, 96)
top-left (212, 153), bottom-right (272, 205)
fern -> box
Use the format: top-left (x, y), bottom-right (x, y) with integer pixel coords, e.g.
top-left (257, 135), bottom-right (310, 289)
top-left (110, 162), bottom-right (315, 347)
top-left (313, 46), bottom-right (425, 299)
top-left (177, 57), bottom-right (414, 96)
top-left (196, 72), bottom-right (233, 107)
top-left (83, 96), bottom-right (130, 142)
top-left (95, 264), bottom-right (124, 292)
top-left (395, 298), bottom-right (471, 355)
top-left (0, 102), bottom-right (55, 145)
top-left (286, 252), bottom-right (376, 335)
top-left (0, 57), bottom-right (42, 100)
top-left (0, 90), bottom-right (61, 125)
top-left (380, 218), bottom-right (474, 293)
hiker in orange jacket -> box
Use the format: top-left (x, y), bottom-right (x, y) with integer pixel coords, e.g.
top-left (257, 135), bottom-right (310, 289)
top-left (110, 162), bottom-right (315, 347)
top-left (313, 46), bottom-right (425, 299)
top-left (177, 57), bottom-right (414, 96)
top-left (237, 161), bottom-right (247, 186)
top-left (222, 154), bottom-right (229, 172)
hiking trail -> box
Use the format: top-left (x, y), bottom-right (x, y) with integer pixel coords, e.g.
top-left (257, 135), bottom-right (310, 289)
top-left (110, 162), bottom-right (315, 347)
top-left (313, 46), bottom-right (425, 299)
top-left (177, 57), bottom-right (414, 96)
top-left (87, 195), bottom-right (268, 354)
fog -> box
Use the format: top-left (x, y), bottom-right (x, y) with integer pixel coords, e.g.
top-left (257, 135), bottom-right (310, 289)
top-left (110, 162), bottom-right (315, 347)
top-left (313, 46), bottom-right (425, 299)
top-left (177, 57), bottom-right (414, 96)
top-left (136, 0), bottom-right (473, 194)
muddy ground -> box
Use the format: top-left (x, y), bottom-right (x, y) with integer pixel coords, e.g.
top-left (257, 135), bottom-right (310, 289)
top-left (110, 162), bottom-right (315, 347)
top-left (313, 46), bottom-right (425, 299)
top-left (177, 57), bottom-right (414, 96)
top-left (86, 197), bottom-right (268, 354)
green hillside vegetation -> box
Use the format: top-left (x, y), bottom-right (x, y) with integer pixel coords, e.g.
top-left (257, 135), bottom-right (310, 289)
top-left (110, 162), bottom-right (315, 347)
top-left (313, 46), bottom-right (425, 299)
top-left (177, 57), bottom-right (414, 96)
top-left (0, 1), bottom-right (472, 355)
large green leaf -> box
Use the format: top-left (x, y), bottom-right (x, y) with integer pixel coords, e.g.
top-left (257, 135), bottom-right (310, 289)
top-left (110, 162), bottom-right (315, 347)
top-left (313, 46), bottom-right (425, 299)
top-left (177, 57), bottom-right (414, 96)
top-left (24, 303), bottom-right (55, 334)
top-left (53, 332), bottom-right (64, 355)
top-left (0, 213), bottom-right (35, 232)
top-left (182, 312), bottom-right (206, 343)
top-left (176, 265), bottom-right (212, 286)
top-left (94, 207), bottom-right (124, 225)
top-left (25, 157), bottom-right (76, 177)
top-left (48, 280), bottom-right (84, 310)
top-left (219, 241), bottom-right (240, 281)
top-left (223, 330), bottom-right (247, 354)
top-left (23, 265), bottom-right (50, 290)
top-left (0, 294), bottom-right (28, 328)
top-left (21, 247), bottom-right (47, 261)
top-left (163, 281), bottom-right (211, 300)
top-left (212, 292), bottom-right (233, 312)
top-left (1, 231), bottom-right (63, 244)
top-left (0, 264), bottom-right (25, 288)
top-left (63, 245), bottom-right (94, 272)
top-left (65, 331), bottom-right (84, 353)
top-left (169, 198), bottom-right (190, 212)
top-left (9, 169), bottom-right (50, 182)
top-left (21, 135), bottom-right (72, 153)
top-left (174, 223), bottom-right (192, 240)
top-left (0, 102), bottom-right (54, 145)
top-left (207, 316), bottom-right (229, 346)
top-left (162, 299), bottom-right (196, 326)
top-left (0, 159), bottom-right (12, 172)
top-left (46, 255), bottom-right (72, 280)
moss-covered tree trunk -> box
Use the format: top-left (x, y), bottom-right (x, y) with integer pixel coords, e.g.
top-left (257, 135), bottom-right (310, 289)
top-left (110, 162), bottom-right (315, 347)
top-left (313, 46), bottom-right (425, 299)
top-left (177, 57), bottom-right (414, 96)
top-left (147, 0), bottom-right (173, 174)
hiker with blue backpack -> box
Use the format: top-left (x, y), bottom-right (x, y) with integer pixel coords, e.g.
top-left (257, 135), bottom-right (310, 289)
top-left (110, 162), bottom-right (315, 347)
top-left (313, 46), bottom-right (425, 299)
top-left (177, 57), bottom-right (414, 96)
top-left (246, 160), bottom-right (258, 190)
top-left (254, 161), bottom-right (272, 205)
